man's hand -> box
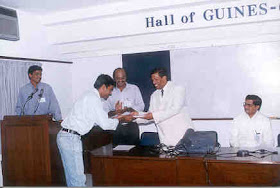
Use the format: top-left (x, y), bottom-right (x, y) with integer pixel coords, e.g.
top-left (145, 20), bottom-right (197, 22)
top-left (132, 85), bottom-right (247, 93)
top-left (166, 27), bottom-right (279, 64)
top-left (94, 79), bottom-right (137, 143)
top-left (143, 112), bottom-right (153, 120)
top-left (115, 101), bottom-right (123, 111)
top-left (116, 114), bottom-right (135, 123)
top-left (130, 111), bottom-right (139, 116)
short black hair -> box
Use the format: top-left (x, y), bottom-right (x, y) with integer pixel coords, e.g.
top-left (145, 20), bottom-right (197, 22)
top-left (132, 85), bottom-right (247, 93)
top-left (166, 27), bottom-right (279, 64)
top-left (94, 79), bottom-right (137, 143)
top-left (150, 67), bottom-right (169, 80)
top-left (28, 65), bottom-right (42, 75)
top-left (113, 68), bottom-right (127, 79)
top-left (245, 95), bottom-right (262, 110)
top-left (94, 74), bottom-right (116, 89)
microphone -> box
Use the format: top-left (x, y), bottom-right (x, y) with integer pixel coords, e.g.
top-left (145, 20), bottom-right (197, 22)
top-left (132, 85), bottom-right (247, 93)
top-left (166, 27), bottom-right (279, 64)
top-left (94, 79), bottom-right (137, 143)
top-left (38, 88), bottom-right (44, 98)
top-left (21, 88), bottom-right (39, 115)
top-left (34, 89), bottom-right (44, 114)
top-left (27, 88), bottom-right (39, 100)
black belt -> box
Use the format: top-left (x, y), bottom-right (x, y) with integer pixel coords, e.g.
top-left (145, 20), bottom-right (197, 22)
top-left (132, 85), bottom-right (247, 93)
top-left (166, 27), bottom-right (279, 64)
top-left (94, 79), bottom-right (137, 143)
top-left (62, 128), bottom-right (80, 136)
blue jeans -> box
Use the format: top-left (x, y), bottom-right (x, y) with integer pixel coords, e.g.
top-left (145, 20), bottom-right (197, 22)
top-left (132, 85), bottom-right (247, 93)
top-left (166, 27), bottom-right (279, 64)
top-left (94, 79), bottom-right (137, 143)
top-left (57, 130), bottom-right (86, 187)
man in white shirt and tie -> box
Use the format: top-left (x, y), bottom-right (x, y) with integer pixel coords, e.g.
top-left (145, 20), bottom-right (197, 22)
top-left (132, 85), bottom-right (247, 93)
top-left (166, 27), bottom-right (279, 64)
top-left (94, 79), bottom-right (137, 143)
top-left (57, 74), bottom-right (133, 187)
top-left (230, 95), bottom-right (274, 148)
top-left (134, 68), bottom-right (193, 146)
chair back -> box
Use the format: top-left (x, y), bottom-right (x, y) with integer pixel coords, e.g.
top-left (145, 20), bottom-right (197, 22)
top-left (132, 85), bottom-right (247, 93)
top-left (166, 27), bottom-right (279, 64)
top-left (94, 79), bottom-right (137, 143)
top-left (139, 132), bottom-right (160, 146)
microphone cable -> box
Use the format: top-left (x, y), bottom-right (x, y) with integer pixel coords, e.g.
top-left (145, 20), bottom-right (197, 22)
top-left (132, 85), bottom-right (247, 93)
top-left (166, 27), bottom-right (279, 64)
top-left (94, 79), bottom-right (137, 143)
top-left (33, 89), bottom-right (44, 114)
top-left (20, 88), bottom-right (38, 116)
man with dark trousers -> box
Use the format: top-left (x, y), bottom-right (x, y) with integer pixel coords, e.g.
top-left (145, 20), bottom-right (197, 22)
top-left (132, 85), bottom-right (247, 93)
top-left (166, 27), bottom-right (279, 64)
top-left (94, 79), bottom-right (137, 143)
top-left (103, 68), bottom-right (144, 145)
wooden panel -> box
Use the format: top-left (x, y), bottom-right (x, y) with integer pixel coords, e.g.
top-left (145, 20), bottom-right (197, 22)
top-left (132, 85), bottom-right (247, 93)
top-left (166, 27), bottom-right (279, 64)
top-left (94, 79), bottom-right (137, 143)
top-left (91, 156), bottom-right (177, 186)
top-left (176, 157), bottom-right (207, 186)
top-left (90, 157), bottom-right (106, 185)
top-left (48, 121), bottom-right (66, 185)
top-left (82, 127), bottom-right (113, 173)
top-left (1, 115), bottom-right (66, 186)
top-left (207, 161), bottom-right (280, 186)
top-left (2, 116), bottom-right (51, 186)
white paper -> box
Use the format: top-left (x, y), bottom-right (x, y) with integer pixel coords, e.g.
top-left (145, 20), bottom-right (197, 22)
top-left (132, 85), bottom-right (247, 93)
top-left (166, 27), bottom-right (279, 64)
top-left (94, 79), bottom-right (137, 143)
top-left (113, 145), bottom-right (135, 151)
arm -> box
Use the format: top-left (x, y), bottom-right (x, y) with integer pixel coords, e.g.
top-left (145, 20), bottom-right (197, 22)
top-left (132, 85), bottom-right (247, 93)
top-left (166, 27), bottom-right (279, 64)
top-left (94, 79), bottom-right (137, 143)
top-left (229, 119), bottom-right (239, 147)
top-left (15, 89), bottom-right (24, 115)
top-left (262, 119), bottom-right (275, 147)
top-left (48, 86), bottom-right (62, 121)
top-left (132, 86), bottom-right (145, 112)
top-left (94, 99), bottom-right (119, 130)
top-left (107, 101), bottom-right (125, 117)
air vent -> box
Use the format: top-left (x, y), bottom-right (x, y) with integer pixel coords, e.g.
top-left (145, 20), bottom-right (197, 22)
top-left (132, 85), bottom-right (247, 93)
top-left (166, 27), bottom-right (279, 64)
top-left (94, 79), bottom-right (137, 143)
top-left (0, 6), bottom-right (19, 41)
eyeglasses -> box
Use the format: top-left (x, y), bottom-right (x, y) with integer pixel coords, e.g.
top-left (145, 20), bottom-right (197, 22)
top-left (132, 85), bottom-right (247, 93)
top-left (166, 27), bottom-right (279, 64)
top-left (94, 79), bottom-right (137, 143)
top-left (243, 102), bottom-right (255, 107)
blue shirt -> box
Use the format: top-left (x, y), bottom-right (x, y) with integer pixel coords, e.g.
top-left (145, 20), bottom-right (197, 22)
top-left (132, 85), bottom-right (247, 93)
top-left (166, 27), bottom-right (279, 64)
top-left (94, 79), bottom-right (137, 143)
top-left (15, 82), bottom-right (62, 121)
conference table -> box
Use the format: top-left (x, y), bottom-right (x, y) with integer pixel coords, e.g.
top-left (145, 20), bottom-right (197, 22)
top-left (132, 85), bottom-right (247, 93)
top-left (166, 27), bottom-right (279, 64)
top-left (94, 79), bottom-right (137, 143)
top-left (90, 146), bottom-right (280, 186)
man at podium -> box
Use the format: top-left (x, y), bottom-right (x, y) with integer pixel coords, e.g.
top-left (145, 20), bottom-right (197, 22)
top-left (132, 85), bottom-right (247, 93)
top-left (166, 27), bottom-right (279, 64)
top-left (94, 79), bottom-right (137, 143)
top-left (15, 65), bottom-right (62, 121)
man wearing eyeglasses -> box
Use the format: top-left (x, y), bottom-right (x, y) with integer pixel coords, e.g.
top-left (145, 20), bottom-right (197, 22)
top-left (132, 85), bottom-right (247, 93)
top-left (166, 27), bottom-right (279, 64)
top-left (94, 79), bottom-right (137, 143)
top-left (229, 95), bottom-right (274, 148)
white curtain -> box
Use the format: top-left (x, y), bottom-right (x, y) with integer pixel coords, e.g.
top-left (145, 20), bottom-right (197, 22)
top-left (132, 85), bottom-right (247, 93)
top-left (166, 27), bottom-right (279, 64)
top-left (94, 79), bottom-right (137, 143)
top-left (0, 59), bottom-right (41, 120)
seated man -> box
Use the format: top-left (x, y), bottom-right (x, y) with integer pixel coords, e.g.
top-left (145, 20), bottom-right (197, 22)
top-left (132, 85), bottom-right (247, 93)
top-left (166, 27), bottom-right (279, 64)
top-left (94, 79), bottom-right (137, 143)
top-left (15, 65), bottom-right (62, 121)
top-left (103, 68), bottom-right (145, 145)
top-left (230, 95), bottom-right (274, 148)
top-left (134, 68), bottom-right (193, 146)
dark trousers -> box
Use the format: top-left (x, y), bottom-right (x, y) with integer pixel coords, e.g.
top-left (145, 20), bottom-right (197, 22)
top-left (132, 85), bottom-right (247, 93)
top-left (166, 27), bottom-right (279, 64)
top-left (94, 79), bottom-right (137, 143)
top-left (113, 122), bottom-right (139, 146)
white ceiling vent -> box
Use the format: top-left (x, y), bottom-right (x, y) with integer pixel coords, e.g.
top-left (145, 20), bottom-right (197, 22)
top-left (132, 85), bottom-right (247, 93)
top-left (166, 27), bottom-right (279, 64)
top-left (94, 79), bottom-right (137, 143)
top-left (0, 6), bottom-right (19, 41)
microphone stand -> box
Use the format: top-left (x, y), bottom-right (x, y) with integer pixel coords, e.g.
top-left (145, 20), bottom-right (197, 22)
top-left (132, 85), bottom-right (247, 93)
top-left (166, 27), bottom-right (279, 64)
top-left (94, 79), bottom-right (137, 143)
top-left (34, 89), bottom-right (44, 114)
top-left (20, 96), bottom-right (32, 116)
top-left (20, 88), bottom-right (38, 116)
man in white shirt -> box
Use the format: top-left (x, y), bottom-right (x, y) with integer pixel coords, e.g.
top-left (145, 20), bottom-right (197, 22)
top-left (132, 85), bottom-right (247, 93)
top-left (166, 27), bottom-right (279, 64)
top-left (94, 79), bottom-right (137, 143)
top-left (104, 68), bottom-right (144, 116)
top-left (57, 74), bottom-right (133, 187)
top-left (104, 68), bottom-right (145, 145)
top-left (230, 95), bottom-right (274, 148)
top-left (135, 68), bottom-right (193, 146)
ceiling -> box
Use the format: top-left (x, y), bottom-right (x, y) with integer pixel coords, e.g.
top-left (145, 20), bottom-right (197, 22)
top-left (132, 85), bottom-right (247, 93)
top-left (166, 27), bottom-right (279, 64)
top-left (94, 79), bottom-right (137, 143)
top-left (0, 0), bottom-right (127, 14)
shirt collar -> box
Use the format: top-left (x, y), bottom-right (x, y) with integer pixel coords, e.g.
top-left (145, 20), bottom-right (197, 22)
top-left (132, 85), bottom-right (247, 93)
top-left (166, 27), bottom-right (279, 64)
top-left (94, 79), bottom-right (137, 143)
top-left (245, 110), bottom-right (259, 119)
top-left (28, 82), bottom-right (42, 89)
top-left (93, 88), bottom-right (101, 99)
top-left (161, 81), bottom-right (170, 91)
top-left (115, 82), bottom-right (128, 92)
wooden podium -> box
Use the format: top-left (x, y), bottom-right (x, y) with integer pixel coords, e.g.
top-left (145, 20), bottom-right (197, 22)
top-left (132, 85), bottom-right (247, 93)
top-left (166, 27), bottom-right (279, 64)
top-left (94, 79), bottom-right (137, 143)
top-left (1, 115), bottom-right (66, 186)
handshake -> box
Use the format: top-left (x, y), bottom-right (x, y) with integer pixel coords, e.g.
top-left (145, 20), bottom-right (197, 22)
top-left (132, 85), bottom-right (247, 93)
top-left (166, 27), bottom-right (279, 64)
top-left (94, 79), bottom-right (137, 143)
top-left (114, 113), bottom-right (136, 123)
top-left (113, 111), bottom-right (154, 123)
top-left (110, 100), bottom-right (153, 123)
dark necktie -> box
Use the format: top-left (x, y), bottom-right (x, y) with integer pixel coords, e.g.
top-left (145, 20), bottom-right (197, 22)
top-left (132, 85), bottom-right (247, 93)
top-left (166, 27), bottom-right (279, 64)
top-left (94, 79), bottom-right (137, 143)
top-left (161, 89), bottom-right (164, 97)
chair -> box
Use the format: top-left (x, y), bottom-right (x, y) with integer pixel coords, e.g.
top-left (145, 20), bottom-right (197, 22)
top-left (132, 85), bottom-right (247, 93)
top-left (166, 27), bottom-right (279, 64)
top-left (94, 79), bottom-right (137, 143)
top-left (278, 134), bottom-right (280, 147)
top-left (139, 132), bottom-right (160, 146)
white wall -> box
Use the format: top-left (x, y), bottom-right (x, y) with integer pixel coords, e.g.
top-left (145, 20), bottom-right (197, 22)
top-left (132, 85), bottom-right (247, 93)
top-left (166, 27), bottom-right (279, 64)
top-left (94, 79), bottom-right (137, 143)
top-left (171, 41), bottom-right (280, 118)
top-left (71, 55), bottom-right (121, 101)
top-left (41, 62), bottom-right (72, 118)
top-left (40, 0), bottom-right (280, 142)
top-left (40, 0), bottom-right (280, 59)
top-left (0, 11), bottom-right (59, 59)
top-left (0, 10), bottom-right (73, 118)
top-left (1, 0), bottom-right (280, 142)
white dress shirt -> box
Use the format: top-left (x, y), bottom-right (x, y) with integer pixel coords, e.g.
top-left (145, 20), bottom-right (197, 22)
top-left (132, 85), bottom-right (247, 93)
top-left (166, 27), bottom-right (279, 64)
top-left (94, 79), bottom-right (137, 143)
top-left (148, 81), bottom-right (193, 146)
top-left (62, 89), bottom-right (119, 135)
top-left (230, 111), bottom-right (274, 148)
top-left (103, 83), bottom-right (144, 112)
